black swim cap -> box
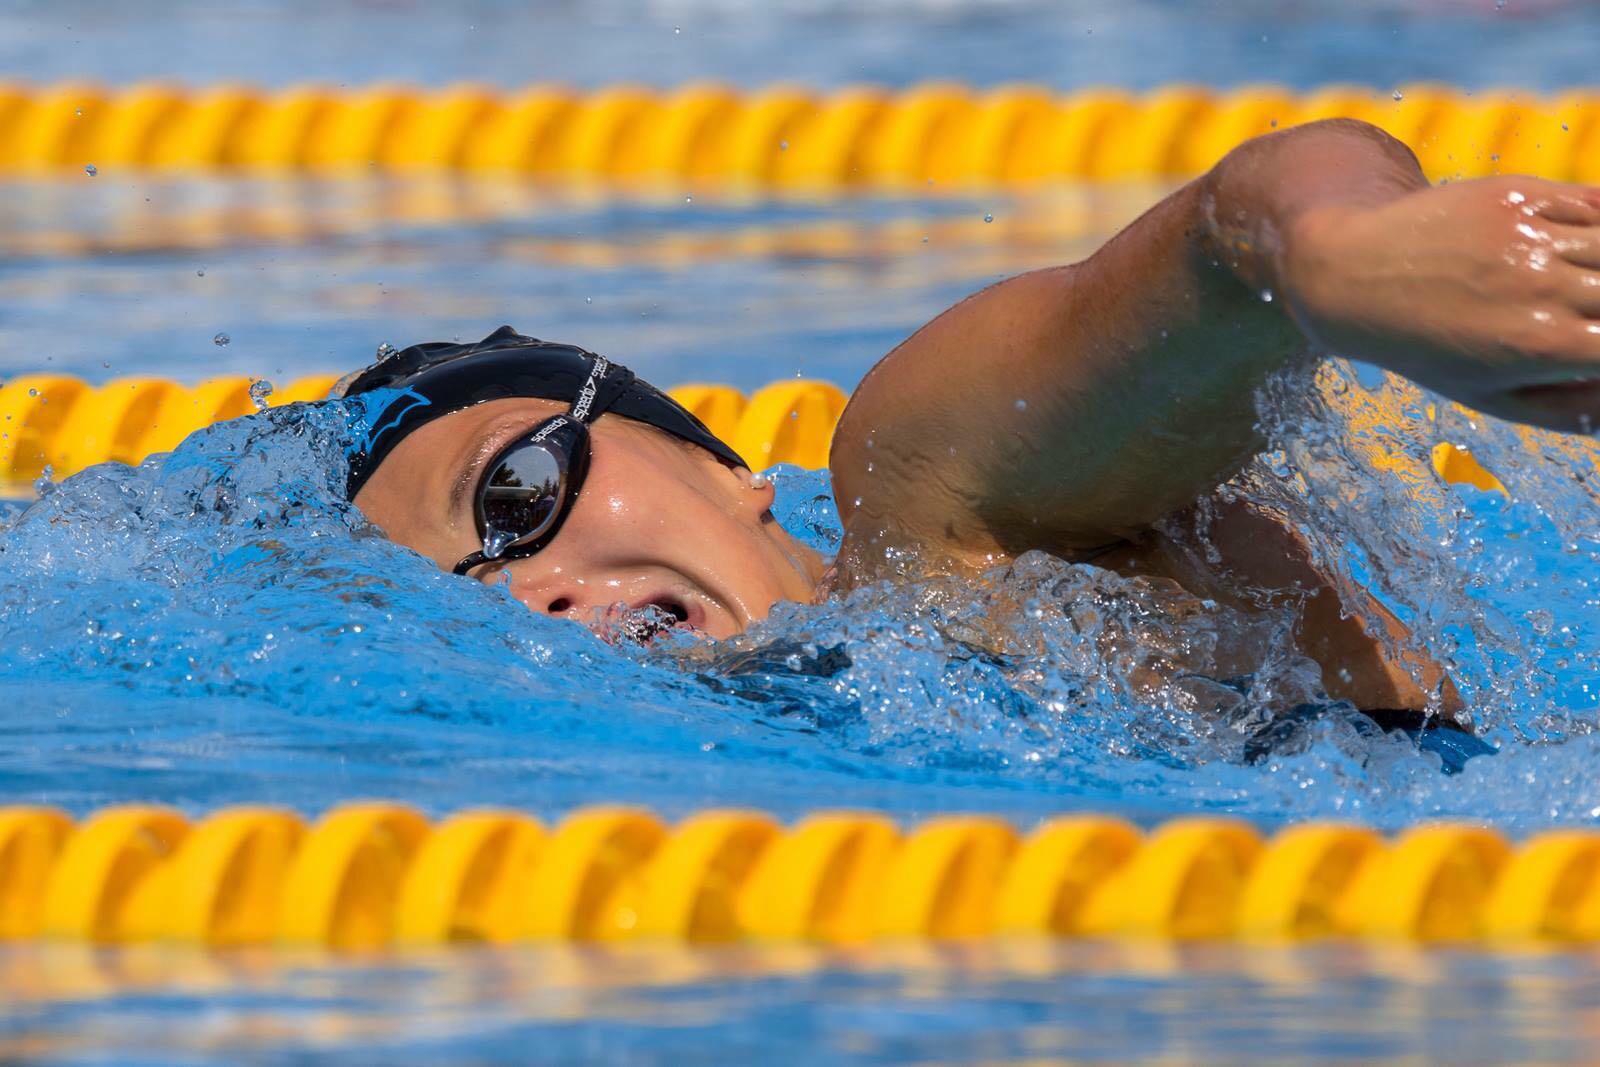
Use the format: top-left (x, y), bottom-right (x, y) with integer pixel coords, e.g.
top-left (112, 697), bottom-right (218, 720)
top-left (338, 325), bottom-right (745, 499)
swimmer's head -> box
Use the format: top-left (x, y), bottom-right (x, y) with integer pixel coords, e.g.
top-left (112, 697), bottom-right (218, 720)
top-left (341, 327), bottom-right (823, 638)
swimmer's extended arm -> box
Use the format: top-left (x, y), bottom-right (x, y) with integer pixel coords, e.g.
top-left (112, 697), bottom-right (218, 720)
top-left (831, 118), bottom-right (1600, 567)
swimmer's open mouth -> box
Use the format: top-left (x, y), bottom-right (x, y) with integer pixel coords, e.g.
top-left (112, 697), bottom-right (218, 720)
top-left (596, 592), bottom-right (705, 644)
top-left (634, 591), bottom-right (703, 630)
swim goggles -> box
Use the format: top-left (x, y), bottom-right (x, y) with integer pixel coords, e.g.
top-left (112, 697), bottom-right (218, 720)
top-left (450, 354), bottom-right (617, 576)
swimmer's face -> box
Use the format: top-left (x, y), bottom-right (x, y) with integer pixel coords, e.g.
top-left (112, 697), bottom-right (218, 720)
top-left (353, 398), bottom-right (825, 639)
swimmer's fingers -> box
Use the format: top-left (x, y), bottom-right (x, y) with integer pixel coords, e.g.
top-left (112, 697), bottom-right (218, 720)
top-left (1530, 185), bottom-right (1600, 227)
top-left (1566, 275), bottom-right (1600, 320)
top-left (1546, 222), bottom-right (1600, 271)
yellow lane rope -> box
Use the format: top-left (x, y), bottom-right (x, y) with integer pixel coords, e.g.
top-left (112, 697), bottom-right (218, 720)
top-left (0, 82), bottom-right (1594, 183)
top-left (3, 803), bottom-right (1596, 948)
top-left (0, 373), bottom-right (843, 481)
top-left (0, 372), bottom-right (1508, 493)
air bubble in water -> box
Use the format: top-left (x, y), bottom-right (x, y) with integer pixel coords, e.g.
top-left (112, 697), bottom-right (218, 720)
top-left (83, 164), bottom-right (97, 177)
top-left (213, 332), bottom-right (230, 347)
top-left (248, 379), bottom-right (273, 412)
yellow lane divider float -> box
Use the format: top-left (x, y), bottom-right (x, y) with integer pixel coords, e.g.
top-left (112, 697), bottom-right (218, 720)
top-left (0, 82), bottom-right (1595, 184)
top-left (4, 804), bottom-right (1599, 948)
top-left (0, 372), bottom-right (1506, 493)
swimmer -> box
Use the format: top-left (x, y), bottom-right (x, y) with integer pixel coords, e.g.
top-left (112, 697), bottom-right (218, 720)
top-left (346, 119), bottom-right (1600, 721)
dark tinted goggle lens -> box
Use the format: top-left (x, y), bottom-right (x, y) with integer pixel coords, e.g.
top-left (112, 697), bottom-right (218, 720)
top-left (477, 430), bottom-right (576, 555)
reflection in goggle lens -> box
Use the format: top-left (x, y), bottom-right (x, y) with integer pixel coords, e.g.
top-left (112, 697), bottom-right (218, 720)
top-left (481, 443), bottom-right (564, 548)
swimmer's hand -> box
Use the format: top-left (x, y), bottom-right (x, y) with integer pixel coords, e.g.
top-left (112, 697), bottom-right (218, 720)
top-left (1282, 176), bottom-right (1600, 433)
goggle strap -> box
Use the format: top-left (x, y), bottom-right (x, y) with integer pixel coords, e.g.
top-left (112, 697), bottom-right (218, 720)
top-left (570, 356), bottom-right (634, 424)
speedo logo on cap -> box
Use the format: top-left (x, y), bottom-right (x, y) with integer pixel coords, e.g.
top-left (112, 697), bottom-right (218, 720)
top-left (570, 356), bottom-right (610, 421)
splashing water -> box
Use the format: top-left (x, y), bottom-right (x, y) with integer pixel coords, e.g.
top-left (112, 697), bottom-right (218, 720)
top-left (247, 379), bottom-right (272, 411)
top-left (0, 361), bottom-right (1597, 830)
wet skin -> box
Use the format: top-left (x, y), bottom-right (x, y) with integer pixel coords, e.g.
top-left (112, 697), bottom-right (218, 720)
top-left (357, 119), bottom-right (1600, 717)
top-left (354, 396), bottom-right (826, 640)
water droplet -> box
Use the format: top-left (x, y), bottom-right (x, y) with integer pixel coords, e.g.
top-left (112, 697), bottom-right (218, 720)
top-left (779, 139), bottom-right (789, 151)
top-left (1490, 154), bottom-right (1500, 162)
top-left (921, 235), bottom-right (929, 243)
top-left (1014, 398), bottom-right (1027, 411)
top-left (1259, 288), bottom-right (1275, 303)
top-left (27, 388), bottom-right (38, 398)
top-left (374, 341), bottom-right (399, 362)
top-left (684, 195), bottom-right (693, 204)
top-left (74, 108), bottom-right (82, 117)
top-left (983, 213), bottom-right (994, 223)
top-left (1392, 89), bottom-right (1403, 101)
top-left (212, 332), bottom-right (230, 347)
top-left (1269, 119), bottom-right (1278, 128)
top-left (1495, 0), bottom-right (1507, 9)
top-left (585, 296), bottom-right (593, 304)
top-left (248, 379), bottom-right (273, 411)
top-left (33, 465), bottom-right (54, 497)
top-left (1562, 123), bottom-right (1570, 132)
top-left (1527, 608), bottom-right (1554, 635)
top-left (83, 163), bottom-right (97, 177)
top-left (483, 528), bottom-right (518, 559)
top-left (852, 496), bottom-right (863, 507)
top-left (195, 268), bottom-right (205, 277)
top-left (673, 25), bottom-right (681, 33)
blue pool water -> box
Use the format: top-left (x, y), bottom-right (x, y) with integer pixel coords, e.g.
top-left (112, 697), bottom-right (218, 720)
top-left (7, 0), bottom-right (1600, 1061)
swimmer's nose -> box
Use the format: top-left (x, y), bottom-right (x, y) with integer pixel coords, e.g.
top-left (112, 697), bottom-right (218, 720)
top-left (502, 571), bottom-right (590, 620)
